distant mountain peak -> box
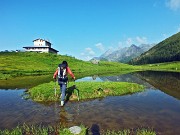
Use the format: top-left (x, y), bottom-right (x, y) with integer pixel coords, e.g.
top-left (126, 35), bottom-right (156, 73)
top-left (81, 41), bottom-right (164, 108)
top-left (130, 44), bottom-right (137, 47)
top-left (98, 44), bottom-right (155, 63)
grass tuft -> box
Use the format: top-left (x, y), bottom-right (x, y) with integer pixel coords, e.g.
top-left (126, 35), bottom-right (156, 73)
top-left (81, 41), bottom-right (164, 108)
top-left (27, 81), bottom-right (144, 102)
top-left (0, 124), bottom-right (156, 135)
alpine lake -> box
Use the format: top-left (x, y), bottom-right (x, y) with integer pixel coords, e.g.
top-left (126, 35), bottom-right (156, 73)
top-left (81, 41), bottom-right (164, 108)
top-left (0, 71), bottom-right (180, 135)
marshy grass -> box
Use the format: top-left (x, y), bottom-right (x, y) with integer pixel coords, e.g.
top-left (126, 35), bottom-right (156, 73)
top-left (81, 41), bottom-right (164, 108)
top-left (27, 81), bottom-right (144, 102)
top-left (102, 128), bottom-right (156, 135)
top-left (136, 128), bottom-right (156, 135)
top-left (0, 124), bottom-right (87, 135)
top-left (0, 124), bottom-right (156, 135)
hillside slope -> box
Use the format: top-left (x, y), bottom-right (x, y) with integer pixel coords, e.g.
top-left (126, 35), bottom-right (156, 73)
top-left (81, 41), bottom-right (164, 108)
top-left (129, 32), bottom-right (180, 65)
top-left (0, 52), bottom-right (139, 79)
top-left (97, 44), bottom-right (155, 63)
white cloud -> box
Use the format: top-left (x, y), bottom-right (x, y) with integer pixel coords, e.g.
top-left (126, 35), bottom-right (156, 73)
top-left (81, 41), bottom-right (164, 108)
top-left (117, 36), bottom-right (149, 48)
top-left (108, 46), bottom-right (114, 50)
top-left (80, 47), bottom-right (95, 61)
top-left (95, 43), bottom-right (105, 52)
top-left (126, 38), bottom-right (133, 46)
top-left (136, 36), bottom-right (148, 44)
top-left (85, 47), bottom-right (95, 56)
top-left (166, 0), bottom-right (180, 11)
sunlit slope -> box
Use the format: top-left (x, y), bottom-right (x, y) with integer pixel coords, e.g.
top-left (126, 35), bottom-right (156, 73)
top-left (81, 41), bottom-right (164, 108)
top-left (129, 32), bottom-right (180, 65)
top-left (0, 52), bottom-right (139, 74)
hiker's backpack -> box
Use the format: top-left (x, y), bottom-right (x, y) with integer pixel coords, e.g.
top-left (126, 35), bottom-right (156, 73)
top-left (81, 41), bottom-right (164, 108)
top-left (58, 64), bottom-right (68, 82)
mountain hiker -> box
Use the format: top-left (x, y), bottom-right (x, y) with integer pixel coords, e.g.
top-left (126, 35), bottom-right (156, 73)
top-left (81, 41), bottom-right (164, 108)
top-left (53, 61), bottom-right (75, 106)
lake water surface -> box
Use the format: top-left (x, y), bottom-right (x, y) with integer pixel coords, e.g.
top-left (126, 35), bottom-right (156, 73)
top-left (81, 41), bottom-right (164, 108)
top-left (0, 71), bottom-right (180, 135)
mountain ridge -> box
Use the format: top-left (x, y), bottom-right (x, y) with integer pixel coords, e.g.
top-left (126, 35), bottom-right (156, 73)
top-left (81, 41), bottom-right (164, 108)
top-left (129, 32), bottom-right (180, 65)
top-left (93, 44), bottom-right (155, 63)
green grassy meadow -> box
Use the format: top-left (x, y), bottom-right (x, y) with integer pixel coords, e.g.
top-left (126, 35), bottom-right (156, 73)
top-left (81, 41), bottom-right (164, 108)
top-left (27, 81), bottom-right (144, 102)
top-left (141, 61), bottom-right (180, 72)
top-left (0, 52), bottom-right (179, 80)
top-left (0, 52), bottom-right (141, 79)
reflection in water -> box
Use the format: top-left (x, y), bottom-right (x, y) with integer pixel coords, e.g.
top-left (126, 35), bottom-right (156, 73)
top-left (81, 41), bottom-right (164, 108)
top-left (0, 90), bottom-right (60, 129)
top-left (64, 89), bottom-right (180, 135)
top-left (0, 71), bottom-right (180, 135)
top-left (81, 71), bottom-right (180, 100)
top-left (134, 71), bottom-right (180, 100)
top-left (79, 72), bottom-right (155, 88)
top-left (99, 73), bottom-right (155, 88)
top-left (0, 75), bottom-right (52, 89)
top-left (90, 124), bottom-right (100, 135)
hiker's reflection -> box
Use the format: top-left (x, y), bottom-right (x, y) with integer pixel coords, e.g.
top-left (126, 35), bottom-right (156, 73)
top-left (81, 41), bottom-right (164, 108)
top-left (70, 103), bottom-right (80, 116)
top-left (76, 103), bottom-right (80, 116)
top-left (91, 124), bottom-right (100, 135)
top-left (59, 107), bottom-right (69, 125)
top-left (54, 102), bottom-right (59, 115)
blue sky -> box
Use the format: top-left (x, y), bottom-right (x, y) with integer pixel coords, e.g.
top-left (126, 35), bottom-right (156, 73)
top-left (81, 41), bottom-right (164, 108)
top-left (0, 0), bottom-right (180, 60)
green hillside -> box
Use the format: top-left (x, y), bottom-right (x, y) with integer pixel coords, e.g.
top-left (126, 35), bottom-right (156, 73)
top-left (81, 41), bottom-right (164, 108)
top-left (129, 32), bottom-right (180, 65)
top-left (0, 52), bottom-right (139, 79)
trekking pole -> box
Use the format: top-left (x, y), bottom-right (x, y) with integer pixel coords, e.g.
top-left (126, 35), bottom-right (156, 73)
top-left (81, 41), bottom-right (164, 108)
top-left (74, 80), bottom-right (80, 101)
top-left (54, 78), bottom-right (57, 97)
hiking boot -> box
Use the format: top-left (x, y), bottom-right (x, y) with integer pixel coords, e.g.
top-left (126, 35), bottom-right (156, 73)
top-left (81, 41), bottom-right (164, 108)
top-left (60, 101), bottom-right (64, 107)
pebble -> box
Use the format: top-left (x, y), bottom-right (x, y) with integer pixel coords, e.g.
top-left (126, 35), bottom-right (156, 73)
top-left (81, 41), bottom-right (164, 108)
top-left (69, 126), bottom-right (82, 134)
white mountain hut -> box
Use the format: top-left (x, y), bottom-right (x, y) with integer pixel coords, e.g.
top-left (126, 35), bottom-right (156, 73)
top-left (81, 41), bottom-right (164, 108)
top-left (23, 39), bottom-right (59, 54)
